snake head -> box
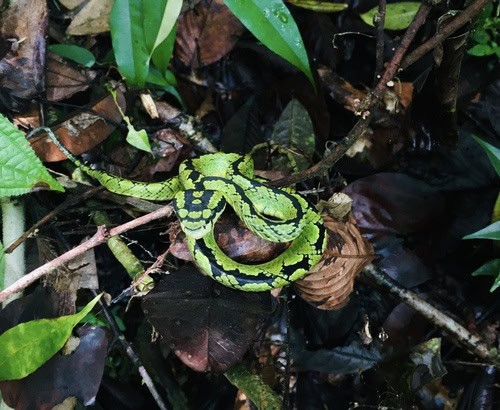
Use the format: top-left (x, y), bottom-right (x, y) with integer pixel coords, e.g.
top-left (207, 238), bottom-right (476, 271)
top-left (173, 190), bottom-right (226, 240)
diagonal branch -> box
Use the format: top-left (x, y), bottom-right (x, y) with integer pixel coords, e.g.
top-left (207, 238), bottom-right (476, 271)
top-left (0, 205), bottom-right (174, 303)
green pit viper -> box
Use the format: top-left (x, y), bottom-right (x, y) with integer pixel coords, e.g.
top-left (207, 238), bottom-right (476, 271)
top-left (41, 128), bottom-right (327, 291)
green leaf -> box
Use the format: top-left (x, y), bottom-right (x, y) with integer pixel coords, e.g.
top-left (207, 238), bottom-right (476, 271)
top-left (287, 0), bottom-right (348, 13)
top-left (468, 43), bottom-right (495, 56)
top-left (143, 0), bottom-right (182, 55)
top-left (0, 294), bottom-right (102, 381)
top-left (110, 0), bottom-right (181, 86)
top-left (151, 22), bottom-right (178, 73)
top-left (271, 99), bottom-right (315, 157)
top-left (472, 29), bottom-right (491, 45)
top-left (471, 259), bottom-right (500, 292)
top-left (126, 124), bottom-right (151, 153)
top-left (471, 259), bottom-right (500, 277)
top-left (360, 2), bottom-right (421, 31)
top-left (0, 115), bottom-right (64, 197)
top-left (471, 134), bottom-right (500, 176)
top-left (0, 241), bottom-right (4, 290)
top-left (463, 221), bottom-right (500, 240)
top-left (270, 99), bottom-right (315, 171)
top-left (224, 0), bottom-right (315, 88)
top-left (47, 44), bottom-right (96, 68)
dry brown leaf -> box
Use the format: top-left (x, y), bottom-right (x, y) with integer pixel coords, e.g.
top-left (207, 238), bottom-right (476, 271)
top-left (175, 0), bottom-right (245, 67)
top-left (0, 0), bottom-right (47, 99)
top-left (30, 91), bottom-right (126, 162)
top-left (66, 0), bottom-right (113, 36)
top-left (295, 215), bottom-right (374, 310)
top-left (46, 52), bottom-right (97, 101)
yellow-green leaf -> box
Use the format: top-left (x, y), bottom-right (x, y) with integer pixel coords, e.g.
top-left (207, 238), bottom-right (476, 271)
top-left (288, 0), bottom-right (347, 13)
top-left (0, 294), bottom-right (102, 381)
top-left (360, 2), bottom-right (421, 31)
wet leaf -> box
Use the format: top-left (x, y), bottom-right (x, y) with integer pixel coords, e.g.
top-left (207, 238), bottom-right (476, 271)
top-left (360, 2), bottom-right (421, 31)
top-left (287, 0), bottom-right (348, 13)
top-left (0, 114), bottom-right (64, 197)
top-left (0, 327), bottom-right (108, 409)
top-left (471, 134), bottom-right (500, 176)
top-left (48, 44), bottom-right (96, 68)
top-left (142, 265), bottom-right (272, 372)
top-left (0, 0), bottom-right (47, 99)
top-left (175, 0), bottom-right (245, 67)
top-left (463, 221), bottom-right (500, 240)
top-left (0, 294), bottom-right (101, 381)
top-left (224, 0), bottom-right (315, 87)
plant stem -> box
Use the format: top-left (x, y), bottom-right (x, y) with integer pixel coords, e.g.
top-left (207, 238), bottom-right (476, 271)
top-left (373, 0), bottom-right (387, 86)
top-left (225, 363), bottom-right (282, 410)
top-left (1, 198), bottom-right (26, 306)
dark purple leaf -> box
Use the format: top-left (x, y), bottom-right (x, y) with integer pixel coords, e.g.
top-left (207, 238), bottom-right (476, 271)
top-left (142, 264), bottom-right (273, 372)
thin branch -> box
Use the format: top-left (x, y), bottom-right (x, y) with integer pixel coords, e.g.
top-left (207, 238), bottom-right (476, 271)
top-left (364, 264), bottom-right (498, 363)
top-left (92, 290), bottom-right (169, 410)
top-left (271, 0), bottom-right (436, 187)
top-left (401, 0), bottom-right (493, 70)
top-left (373, 0), bottom-right (387, 86)
top-left (0, 205), bottom-right (174, 303)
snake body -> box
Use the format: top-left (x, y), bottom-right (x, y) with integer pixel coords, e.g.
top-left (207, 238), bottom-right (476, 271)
top-left (45, 130), bottom-right (327, 291)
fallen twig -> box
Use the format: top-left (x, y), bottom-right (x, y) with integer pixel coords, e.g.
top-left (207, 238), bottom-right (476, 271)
top-left (364, 264), bottom-right (498, 364)
top-left (0, 205), bottom-right (174, 303)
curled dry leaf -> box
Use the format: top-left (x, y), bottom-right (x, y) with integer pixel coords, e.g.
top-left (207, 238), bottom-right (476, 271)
top-left (30, 91), bottom-right (126, 162)
top-left (46, 52), bottom-right (97, 102)
top-left (175, 0), bottom-right (245, 67)
top-left (0, 0), bottom-right (47, 100)
top-left (295, 215), bottom-right (374, 310)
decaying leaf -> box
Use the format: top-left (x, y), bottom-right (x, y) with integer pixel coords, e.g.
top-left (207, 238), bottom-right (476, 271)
top-left (30, 92), bottom-right (126, 162)
top-left (0, 0), bottom-right (47, 100)
top-left (295, 215), bottom-right (374, 310)
top-left (46, 52), bottom-right (97, 102)
top-left (66, 0), bottom-right (113, 36)
top-left (142, 264), bottom-right (272, 372)
top-left (175, 0), bottom-right (245, 67)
